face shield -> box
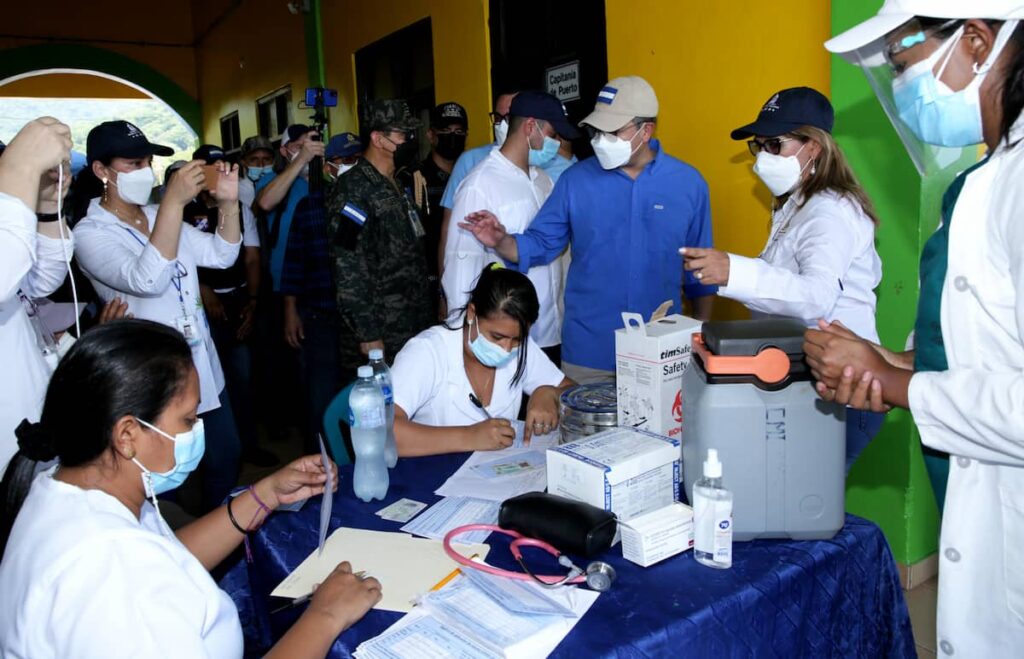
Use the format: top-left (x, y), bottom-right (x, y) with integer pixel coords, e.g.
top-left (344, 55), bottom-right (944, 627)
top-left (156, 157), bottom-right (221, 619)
top-left (844, 18), bottom-right (980, 176)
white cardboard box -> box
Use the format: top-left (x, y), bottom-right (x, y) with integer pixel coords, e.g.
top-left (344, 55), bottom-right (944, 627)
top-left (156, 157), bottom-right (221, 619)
top-left (615, 313), bottom-right (702, 440)
top-left (619, 502), bottom-right (694, 567)
top-left (546, 427), bottom-right (680, 522)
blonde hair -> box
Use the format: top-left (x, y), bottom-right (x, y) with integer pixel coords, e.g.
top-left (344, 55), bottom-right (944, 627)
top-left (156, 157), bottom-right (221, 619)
top-left (791, 126), bottom-right (880, 225)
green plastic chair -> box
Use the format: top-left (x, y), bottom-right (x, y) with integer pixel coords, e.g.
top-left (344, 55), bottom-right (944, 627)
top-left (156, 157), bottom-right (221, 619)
top-left (321, 382), bottom-right (356, 466)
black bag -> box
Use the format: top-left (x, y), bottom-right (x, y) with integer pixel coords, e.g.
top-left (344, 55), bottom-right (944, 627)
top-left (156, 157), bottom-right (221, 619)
top-left (498, 492), bottom-right (617, 558)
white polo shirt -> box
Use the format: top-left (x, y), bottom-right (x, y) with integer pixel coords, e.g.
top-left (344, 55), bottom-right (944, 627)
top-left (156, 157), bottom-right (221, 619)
top-left (718, 189), bottom-right (881, 342)
top-left (392, 321), bottom-right (564, 425)
top-left (74, 198), bottom-right (240, 413)
top-left (443, 149), bottom-right (563, 347)
top-left (0, 468), bottom-right (243, 658)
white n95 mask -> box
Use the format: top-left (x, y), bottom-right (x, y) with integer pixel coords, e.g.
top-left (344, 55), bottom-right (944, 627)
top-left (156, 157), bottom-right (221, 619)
top-left (494, 119), bottom-right (509, 147)
top-left (752, 144), bottom-right (808, 197)
top-left (112, 167), bottom-right (156, 206)
top-left (591, 124), bottom-right (646, 170)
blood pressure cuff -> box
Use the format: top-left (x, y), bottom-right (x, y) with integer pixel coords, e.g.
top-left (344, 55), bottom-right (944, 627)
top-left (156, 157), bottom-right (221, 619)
top-left (498, 492), bottom-right (617, 558)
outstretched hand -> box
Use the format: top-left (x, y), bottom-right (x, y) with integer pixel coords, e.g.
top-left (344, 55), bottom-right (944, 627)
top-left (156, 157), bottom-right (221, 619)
top-left (458, 210), bottom-right (507, 248)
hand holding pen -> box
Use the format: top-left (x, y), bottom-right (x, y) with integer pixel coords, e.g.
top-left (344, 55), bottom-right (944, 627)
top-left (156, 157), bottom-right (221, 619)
top-left (466, 393), bottom-right (515, 450)
top-left (271, 565), bottom-right (376, 615)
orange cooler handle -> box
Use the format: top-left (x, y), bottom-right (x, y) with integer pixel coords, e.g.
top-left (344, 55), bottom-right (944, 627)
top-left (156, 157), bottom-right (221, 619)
top-left (691, 333), bottom-right (791, 385)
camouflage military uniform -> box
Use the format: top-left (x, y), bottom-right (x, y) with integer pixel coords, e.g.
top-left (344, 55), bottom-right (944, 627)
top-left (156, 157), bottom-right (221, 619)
top-left (326, 151), bottom-right (434, 369)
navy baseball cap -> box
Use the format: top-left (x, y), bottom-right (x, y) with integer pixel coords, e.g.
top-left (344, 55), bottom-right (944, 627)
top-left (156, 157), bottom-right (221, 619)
top-left (325, 132), bottom-right (362, 159)
top-left (86, 120), bottom-right (174, 164)
top-left (430, 102), bottom-right (468, 130)
top-left (509, 91), bottom-right (580, 140)
top-left (730, 87), bottom-right (834, 140)
top-left (192, 144), bottom-right (226, 163)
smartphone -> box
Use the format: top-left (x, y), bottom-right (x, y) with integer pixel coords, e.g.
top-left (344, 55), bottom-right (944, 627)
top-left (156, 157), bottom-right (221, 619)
top-left (201, 164), bottom-right (220, 191)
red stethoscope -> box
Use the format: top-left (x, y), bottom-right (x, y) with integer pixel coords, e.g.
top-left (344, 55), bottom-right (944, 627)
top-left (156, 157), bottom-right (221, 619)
top-left (443, 524), bottom-right (617, 592)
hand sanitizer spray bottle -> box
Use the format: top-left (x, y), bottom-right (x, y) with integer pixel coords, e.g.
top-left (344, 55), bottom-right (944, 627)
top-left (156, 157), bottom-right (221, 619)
top-left (693, 448), bottom-right (733, 569)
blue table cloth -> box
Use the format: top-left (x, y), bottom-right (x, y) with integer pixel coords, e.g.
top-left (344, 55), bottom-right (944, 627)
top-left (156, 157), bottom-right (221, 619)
top-left (219, 453), bottom-right (916, 658)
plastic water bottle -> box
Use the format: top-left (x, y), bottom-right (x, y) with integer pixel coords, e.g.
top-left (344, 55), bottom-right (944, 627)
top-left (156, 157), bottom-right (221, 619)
top-left (368, 348), bottom-right (398, 468)
top-left (693, 449), bottom-right (733, 569)
top-left (349, 366), bottom-right (389, 502)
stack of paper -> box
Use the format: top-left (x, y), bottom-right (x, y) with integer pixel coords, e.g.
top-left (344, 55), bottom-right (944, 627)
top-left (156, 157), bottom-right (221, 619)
top-left (434, 421), bottom-right (558, 502)
top-left (400, 496), bottom-right (500, 544)
top-left (354, 570), bottom-right (599, 659)
top-left (271, 527), bottom-right (489, 613)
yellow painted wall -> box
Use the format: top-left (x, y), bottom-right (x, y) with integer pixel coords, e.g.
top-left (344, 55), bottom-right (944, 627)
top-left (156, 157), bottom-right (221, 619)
top-left (0, 73), bottom-right (149, 99)
top-left (605, 0), bottom-right (831, 320)
top-left (197, 0), bottom-right (309, 143)
top-left (320, 0), bottom-right (492, 148)
top-left (196, 0), bottom-right (492, 149)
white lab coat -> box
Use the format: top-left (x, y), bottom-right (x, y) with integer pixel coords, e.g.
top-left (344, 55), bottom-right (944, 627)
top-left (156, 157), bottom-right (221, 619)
top-left (392, 321), bottom-right (565, 425)
top-left (906, 118), bottom-right (1024, 656)
top-left (74, 199), bottom-right (240, 413)
top-left (0, 193), bottom-right (72, 474)
top-left (443, 149), bottom-right (563, 348)
top-left (718, 189), bottom-right (881, 342)
top-left (0, 468), bottom-right (243, 658)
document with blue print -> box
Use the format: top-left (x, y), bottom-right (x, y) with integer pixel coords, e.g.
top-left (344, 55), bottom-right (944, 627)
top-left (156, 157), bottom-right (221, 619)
top-left (400, 496), bottom-right (499, 544)
top-left (434, 421), bottom-right (557, 502)
top-left (354, 573), bottom-right (599, 659)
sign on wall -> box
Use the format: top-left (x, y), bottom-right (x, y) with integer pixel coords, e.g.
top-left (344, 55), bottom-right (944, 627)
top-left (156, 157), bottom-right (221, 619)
top-left (546, 60), bottom-right (581, 102)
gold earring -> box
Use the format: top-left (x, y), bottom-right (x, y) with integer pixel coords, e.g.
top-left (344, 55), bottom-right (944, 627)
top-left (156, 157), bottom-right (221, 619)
top-left (125, 448), bottom-right (135, 459)
top-left (102, 178), bottom-right (109, 204)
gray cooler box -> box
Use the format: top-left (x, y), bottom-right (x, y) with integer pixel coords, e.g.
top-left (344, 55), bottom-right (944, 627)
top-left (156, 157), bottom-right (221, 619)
top-left (681, 319), bottom-right (846, 541)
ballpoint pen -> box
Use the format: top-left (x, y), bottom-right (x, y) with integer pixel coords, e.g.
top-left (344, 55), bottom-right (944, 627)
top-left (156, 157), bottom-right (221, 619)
top-left (468, 393), bottom-right (492, 420)
top-left (271, 571), bottom-right (367, 614)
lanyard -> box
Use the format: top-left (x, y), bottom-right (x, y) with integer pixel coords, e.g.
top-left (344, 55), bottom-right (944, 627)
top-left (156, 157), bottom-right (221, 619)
top-left (122, 228), bottom-right (190, 316)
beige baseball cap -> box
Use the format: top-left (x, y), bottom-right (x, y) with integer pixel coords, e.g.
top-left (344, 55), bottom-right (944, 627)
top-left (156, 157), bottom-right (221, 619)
top-left (580, 76), bottom-right (659, 132)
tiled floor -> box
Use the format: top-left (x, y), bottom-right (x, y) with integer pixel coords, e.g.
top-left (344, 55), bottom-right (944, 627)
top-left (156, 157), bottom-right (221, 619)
top-left (906, 576), bottom-right (938, 659)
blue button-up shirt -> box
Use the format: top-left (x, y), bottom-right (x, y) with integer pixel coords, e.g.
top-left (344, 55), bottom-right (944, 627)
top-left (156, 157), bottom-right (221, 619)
top-left (512, 140), bottom-right (717, 371)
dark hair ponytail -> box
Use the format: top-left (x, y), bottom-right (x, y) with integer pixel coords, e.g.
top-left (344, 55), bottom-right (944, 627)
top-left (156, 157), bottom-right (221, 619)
top-left (456, 264), bottom-right (540, 385)
top-left (0, 319), bottom-right (193, 552)
top-left (999, 22), bottom-right (1024, 146)
top-left (68, 160), bottom-right (108, 227)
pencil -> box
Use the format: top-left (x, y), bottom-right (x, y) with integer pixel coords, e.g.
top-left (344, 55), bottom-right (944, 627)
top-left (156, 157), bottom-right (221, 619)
top-left (430, 554), bottom-right (479, 591)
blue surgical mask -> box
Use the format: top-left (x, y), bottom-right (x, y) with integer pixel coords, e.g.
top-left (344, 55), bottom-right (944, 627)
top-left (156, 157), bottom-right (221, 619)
top-left (892, 21), bottom-right (1017, 147)
top-left (468, 317), bottom-right (518, 368)
top-left (528, 124), bottom-right (560, 167)
top-left (246, 165), bottom-right (273, 182)
top-left (132, 418), bottom-right (206, 497)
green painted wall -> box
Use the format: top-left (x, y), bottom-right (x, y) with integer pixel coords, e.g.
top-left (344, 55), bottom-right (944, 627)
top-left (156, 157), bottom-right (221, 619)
top-left (830, 0), bottom-right (944, 564)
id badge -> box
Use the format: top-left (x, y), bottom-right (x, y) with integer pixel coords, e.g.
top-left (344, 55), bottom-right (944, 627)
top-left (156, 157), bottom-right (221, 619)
top-left (175, 315), bottom-right (203, 347)
top-left (407, 208), bottom-right (426, 239)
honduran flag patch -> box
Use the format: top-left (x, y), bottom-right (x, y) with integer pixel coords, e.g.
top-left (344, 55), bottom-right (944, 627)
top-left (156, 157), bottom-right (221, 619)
top-left (341, 203), bottom-right (367, 226)
top-left (596, 86), bottom-right (618, 104)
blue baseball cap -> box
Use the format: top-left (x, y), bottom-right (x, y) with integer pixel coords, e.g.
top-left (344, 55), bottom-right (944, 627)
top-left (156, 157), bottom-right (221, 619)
top-left (509, 91), bottom-right (580, 139)
top-left (730, 87), bottom-right (834, 140)
top-left (325, 132), bottom-right (362, 159)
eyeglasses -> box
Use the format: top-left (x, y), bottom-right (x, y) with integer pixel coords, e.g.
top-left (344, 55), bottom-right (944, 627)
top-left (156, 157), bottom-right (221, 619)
top-left (747, 137), bottom-right (797, 156)
top-left (434, 128), bottom-right (467, 136)
top-left (488, 112), bottom-right (508, 126)
top-left (883, 19), bottom-right (960, 73)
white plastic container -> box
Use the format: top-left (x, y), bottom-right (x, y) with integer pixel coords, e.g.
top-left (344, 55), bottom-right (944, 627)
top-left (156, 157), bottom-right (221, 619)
top-left (350, 365), bottom-right (389, 502)
top-left (367, 348), bottom-right (398, 468)
top-left (692, 449), bottom-right (733, 569)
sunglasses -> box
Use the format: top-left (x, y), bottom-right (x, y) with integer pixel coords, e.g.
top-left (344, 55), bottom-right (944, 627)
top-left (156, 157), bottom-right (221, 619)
top-left (488, 112), bottom-right (508, 126)
top-left (747, 137), bottom-right (798, 156)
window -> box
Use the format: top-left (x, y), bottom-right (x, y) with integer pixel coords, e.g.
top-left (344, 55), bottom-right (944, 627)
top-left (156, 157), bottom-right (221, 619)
top-left (219, 111), bottom-right (241, 156)
top-left (257, 87), bottom-right (293, 140)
